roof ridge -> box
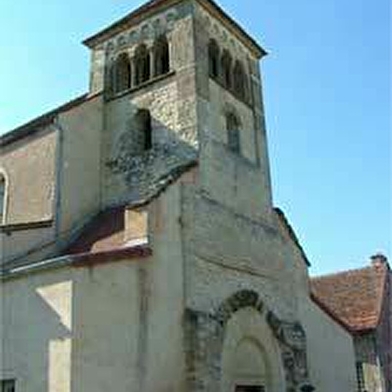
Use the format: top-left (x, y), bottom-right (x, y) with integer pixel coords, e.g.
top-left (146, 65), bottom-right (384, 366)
top-left (311, 262), bottom-right (389, 332)
top-left (311, 265), bottom-right (373, 280)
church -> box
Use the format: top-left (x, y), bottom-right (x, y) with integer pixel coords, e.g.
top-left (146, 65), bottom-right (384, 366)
top-left (0, 0), bottom-right (362, 391)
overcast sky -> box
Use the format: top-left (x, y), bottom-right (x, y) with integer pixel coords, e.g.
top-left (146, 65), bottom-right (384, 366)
top-left (0, 0), bottom-right (390, 275)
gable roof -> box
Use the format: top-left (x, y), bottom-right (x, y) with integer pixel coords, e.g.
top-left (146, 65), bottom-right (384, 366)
top-left (311, 257), bottom-right (390, 333)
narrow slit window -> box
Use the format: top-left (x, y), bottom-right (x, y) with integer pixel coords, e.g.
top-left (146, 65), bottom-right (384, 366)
top-left (0, 175), bottom-right (6, 224)
top-left (226, 112), bottom-right (241, 154)
top-left (135, 109), bottom-right (152, 152)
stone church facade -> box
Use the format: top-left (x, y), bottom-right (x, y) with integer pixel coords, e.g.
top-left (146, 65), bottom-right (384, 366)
top-left (1, 0), bottom-right (358, 391)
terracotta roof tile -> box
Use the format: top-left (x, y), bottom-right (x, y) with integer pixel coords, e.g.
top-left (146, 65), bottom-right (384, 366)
top-left (311, 262), bottom-right (389, 332)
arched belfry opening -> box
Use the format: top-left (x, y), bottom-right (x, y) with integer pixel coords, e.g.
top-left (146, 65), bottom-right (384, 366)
top-left (135, 44), bottom-right (151, 85)
top-left (208, 39), bottom-right (220, 78)
top-left (221, 49), bottom-right (232, 89)
top-left (233, 60), bottom-right (247, 100)
top-left (153, 35), bottom-right (170, 77)
top-left (113, 53), bottom-right (131, 93)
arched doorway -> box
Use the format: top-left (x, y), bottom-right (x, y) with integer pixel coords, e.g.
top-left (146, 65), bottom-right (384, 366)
top-left (230, 339), bottom-right (269, 391)
top-left (184, 290), bottom-right (314, 392)
top-left (221, 307), bottom-right (285, 392)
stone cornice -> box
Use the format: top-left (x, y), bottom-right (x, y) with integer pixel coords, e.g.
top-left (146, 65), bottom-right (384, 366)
top-left (1, 244), bottom-right (152, 280)
top-left (83, 0), bottom-right (183, 48)
top-left (196, 0), bottom-right (266, 58)
top-left (82, 0), bottom-right (266, 58)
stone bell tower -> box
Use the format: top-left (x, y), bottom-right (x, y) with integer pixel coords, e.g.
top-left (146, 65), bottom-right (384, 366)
top-left (83, 0), bottom-right (273, 223)
top-left (191, 0), bottom-right (273, 224)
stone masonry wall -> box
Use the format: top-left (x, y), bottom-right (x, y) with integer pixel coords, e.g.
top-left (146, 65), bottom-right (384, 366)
top-left (182, 186), bottom-right (298, 322)
top-left (103, 76), bottom-right (197, 206)
top-left (97, 2), bottom-right (199, 208)
top-left (89, 1), bottom-right (194, 96)
top-left (56, 95), bottom-right (104, 245)
top-left (0, 127), bottom-right (58, 265)
top-left (193, 2), bottom-right (274, 224)
top-left (0, 127), bottom-right (57, 225)
top-left (1, 179), bottom-right (188, 392)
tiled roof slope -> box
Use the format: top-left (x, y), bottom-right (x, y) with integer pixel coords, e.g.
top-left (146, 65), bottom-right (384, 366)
top-left (311, 256), bottom-right (390, 332)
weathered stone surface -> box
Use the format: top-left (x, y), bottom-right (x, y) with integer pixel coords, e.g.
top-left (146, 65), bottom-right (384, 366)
top-left (267, 311), bottom-right (312, 391)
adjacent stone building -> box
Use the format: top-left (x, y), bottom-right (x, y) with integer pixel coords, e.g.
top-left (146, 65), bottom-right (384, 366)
top-left (1, 0), bottom-right (358, 391)
top-left (312, 254), bottom-right (392, 392)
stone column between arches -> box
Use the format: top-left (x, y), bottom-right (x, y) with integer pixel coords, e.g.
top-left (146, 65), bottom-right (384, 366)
top-left (184, 290), bottom-right (316, 392)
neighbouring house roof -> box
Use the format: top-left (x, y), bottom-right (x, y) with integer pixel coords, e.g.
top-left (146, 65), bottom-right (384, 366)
top-left (311, 256), bottom-right (390, 333)
top-left (82, 0), bottom-right (266, 58)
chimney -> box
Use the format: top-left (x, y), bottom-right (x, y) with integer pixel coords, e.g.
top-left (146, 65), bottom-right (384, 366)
top-left (370, 253), bottom-right (389, 268)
